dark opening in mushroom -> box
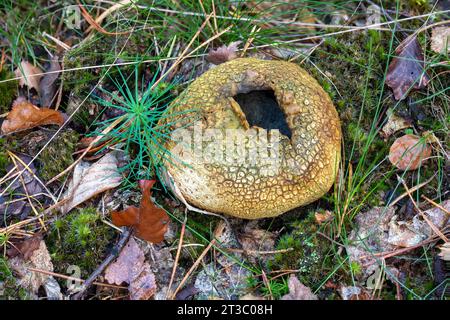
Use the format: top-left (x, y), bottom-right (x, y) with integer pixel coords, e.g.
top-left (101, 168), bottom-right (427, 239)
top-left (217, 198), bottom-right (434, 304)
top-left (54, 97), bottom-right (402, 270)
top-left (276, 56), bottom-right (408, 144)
top-left (234, 90), bottom-right (292, 138)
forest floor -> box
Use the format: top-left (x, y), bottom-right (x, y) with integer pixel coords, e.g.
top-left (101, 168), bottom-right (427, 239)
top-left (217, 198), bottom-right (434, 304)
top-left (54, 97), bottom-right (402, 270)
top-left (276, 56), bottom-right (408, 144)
top-left (0, 0), bottom-right (448, 300)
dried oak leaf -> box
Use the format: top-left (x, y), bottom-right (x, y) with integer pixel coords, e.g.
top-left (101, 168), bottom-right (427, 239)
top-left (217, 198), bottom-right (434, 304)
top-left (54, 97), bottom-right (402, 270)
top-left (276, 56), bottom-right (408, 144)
top-left (112, 180), bottom-right (169, 243)
top-left (385, 35), bottom-right (430, 100)
top-left (381, 110), bottom-right (412, 138)
top-left (39, 57), bottom-right (61, 107)
top-left (1, 99), bottom-right (65, 134)
top-left (431, 26), bottom-right (449, 54)
top-left (281, 275), bottom-right (318, 300)
top-left (206, 41), bottom-right (242, 65)
top-left (104, 237), bottom-right (157, 300)
top-left (7, 234), bottom-right (43, 259)
top-left (14, 61), bottom-right (43, 92)
top-left (388, 134), bottom-right (432, 171)
top-left (60, 152), bottom-right (122, 214)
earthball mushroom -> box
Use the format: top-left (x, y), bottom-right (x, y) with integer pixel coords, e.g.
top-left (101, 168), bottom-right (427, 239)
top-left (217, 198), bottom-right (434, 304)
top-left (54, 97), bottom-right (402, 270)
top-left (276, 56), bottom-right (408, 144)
top-left (159, 58), bottom-right (341, 219)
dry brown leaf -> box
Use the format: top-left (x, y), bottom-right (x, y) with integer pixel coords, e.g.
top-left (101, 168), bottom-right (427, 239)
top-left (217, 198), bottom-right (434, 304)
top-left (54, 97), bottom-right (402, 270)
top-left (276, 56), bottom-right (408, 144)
top-left (388, 134), bottom-right (432, 171)
top-left (281, 275), bottom-right (317, 300)
top-left (387, 218), bottom-right (426, 247)
top-left (8, 240), bottom-right (57, 295)
top-left (112, 180), bottom-right (169, 243)
top-left (315, 210), bottom-right (333, 224)
top-left (438, 242), bottom-right (450, 261)
top-left (39, 57), bottom-right (61, 107)
top-left (381, 110), bottom-right (412, 138)
top-left (14, 61), bottom-right (43, 92)
top-left (60, 152), bottom-right (122, 214)
top-left (431, 26), bottom-right (450, 54)
top-left (206, 41), bottom-right (241, 65)
top-left (104, 237), bottom-right (156, 300)
top-left (1, 99), bottom-right (65, 134)
top-left (385, 35), bottom-right (430, 100)
top-left (7, 234), bottom-right (43, 259)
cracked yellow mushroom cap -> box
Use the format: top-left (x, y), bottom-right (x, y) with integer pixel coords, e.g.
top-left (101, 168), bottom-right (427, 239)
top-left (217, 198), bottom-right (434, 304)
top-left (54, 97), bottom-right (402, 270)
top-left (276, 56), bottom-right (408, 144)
top-left (160, 58), bottom-right (341, 219)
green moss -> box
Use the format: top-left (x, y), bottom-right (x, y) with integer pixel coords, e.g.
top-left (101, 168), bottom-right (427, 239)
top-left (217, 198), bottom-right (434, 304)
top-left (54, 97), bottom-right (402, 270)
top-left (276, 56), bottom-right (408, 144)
top-left (0, 257), bottom-right (30, 300)
top-left (0, 139), bottom-right (9, 177)
top-left (46, 207), bottom-right (114, 279)
top-left (0, 137), bottom-right (18, 177)
top-left (38, 130), bottom-right (79, 181)
top-left (14, 129), bottom-right (78, 181)
top-left (0, 70), bottom-right (18, 113)
top-left (267, 213), bottom-right (333, 287)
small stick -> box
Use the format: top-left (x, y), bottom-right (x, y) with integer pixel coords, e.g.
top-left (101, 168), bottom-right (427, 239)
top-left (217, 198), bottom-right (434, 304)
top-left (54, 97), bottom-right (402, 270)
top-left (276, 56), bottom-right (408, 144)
top-left (166, 213), bottom-right (187, 299)
top-left (27, 267), bottom-right (126, 290)
top-left (241, 25), bottom-right (260, 57)
top-left (86, 0), bottom-right (133, 34)
top-left (362, 235), bottom-right (443, 261)
top-left (421, 195), bottom-right (450, 216)
top-left (388, 175), bottom-right (434, 207)
top-left (72, 229), bottom-right (131, 300)
top-left (169, 220), bottom-right (225, 299)
top-left (261, 269), bottom-right (273, 300)
top-left (225, 247), bottom-right (294, 255)
top-left (46, 115), bottom-right (125, 184)
top-left (399, 177), bottom-right (448, 242)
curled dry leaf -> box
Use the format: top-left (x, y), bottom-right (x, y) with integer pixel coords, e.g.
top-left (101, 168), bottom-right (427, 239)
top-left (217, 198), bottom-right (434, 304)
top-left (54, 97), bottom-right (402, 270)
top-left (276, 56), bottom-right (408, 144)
top-left (1, 99), bottom-right (65, 134)
top-left (39, 57), bottom-right (61, 107)
top-left (8, 240), bottom-right (61, 298)
top-left (60, 152), bottom-right (122, 214)
top-left (385, 35), bottom-right (430, 100)
top-left (438, 242), bottom-right (450, 262)
top-left (112, 180), bottom-right (169, 243)
top-left (315, 210), bottom-right (333, 224)
top-left (388, 134), bottom-right (432, 171)
top-left (7, 234), bottom-right (43, 259)
top-left (206, 41), bottom-right (242, 65)
top-left (431, 26), bottom-right (449, 54)
top-left (381, 110), bottom-right (412, 138)
top-left (104, 237), bottom-right (156, 300)
top-left (281, 275), bottom-right (318, 300)
top-left (14, 61), bottom-right (43, 92)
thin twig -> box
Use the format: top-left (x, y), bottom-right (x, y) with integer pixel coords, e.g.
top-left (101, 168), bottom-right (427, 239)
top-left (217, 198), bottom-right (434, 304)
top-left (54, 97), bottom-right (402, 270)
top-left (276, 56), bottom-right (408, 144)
top-left (399, 176), bottom-right (448, 242)
top-left (27, 267), bottom-right (127, 290)
top-left (421, 195), bottom-right (450, 216)
top-left (72, 228), bottom-right (131, 300)
top-left (166, 213), bottom-right (187, 299)
top-left (169, 220), bottom-right (225, 299)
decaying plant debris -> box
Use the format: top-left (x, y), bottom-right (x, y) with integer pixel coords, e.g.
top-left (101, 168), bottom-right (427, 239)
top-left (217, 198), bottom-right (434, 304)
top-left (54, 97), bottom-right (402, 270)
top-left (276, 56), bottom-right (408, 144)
top-left (0, 0), bottom-right (448, 301)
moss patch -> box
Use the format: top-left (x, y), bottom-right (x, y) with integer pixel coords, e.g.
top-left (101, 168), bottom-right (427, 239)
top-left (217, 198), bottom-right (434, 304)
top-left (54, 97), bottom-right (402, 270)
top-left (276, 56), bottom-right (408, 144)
top-left (0, 69), bottom-right (18, 113)
top-left (16, 129), bottom-right (79, 181)
top-left (46, 207), bottom-right (115, 280)
top-left (267, 213), bottom-right (334, 287)
top-left (0, 257), bottom-right (30, 300)
top-left (38, 130), bottom-right (79, 181)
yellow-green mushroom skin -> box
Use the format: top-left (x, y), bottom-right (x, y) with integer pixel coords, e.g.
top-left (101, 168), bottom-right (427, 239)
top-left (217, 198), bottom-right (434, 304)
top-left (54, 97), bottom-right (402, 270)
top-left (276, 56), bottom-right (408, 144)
top-left (160, 58), bottom-right (341, 219)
